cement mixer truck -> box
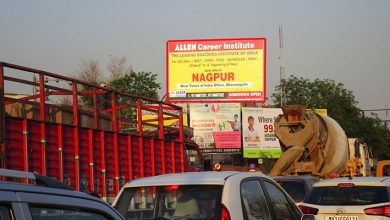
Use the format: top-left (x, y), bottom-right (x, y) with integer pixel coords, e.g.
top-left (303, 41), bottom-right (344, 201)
top-left (269, 105), bottom-right (374, 178)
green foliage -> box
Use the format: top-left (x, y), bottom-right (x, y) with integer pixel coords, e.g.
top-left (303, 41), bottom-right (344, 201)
top-left (357, 115), bottom-right (390, 160)
top-left (78, 62), bottom-right (161, 114)
top-left (272, 75), bottom-right (390, 159)
top-left (80, 84), bottom-right (105, 109)
top-left (108, 70), bottom-right (161, 99)
top-left (77, 58), bottom-right (162, 134)
top-left (108, 70), bottom-right (161, 122)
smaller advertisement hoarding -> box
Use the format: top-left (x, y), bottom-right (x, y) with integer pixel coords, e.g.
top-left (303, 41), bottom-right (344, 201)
top-left (242, 107), bottom-right (283, 158)
top-left (166, 38), bottom-right (266, 103)
top-left (190, 103), bottom-right (241, 154)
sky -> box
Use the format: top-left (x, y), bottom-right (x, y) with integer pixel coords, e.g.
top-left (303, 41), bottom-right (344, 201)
top-left (1, 0), bottom-right (389, 120)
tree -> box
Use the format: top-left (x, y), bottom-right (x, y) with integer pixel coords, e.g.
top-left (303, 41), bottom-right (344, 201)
top-left (77, 57), bottom-right (161, 126)
top-left (272, 76), bottom-right (361, 132)
top-left (78, 59), bottom-right (104, 84)
top-left (77, 56), bottom-right (160, 99)
top-left (108, 70), bottom-right (161, 125)
top-left (271, 75), bottom-right (390, 159)
top-left (109, 70), bottom-right (161, 99)
top-left (107, 56), bottom-right (130, 82)
top-left (357, 114), bottom-right (390, 160)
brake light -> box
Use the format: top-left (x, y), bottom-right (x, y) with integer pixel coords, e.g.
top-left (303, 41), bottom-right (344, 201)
top-left (164, 185), bottom-right (179, 190)
top-left (221, 204), bottom-right (231, 220)
top-left (298, 205), bottom-right (319, 215)
top-left (277, 182), bottom-right (283, 186)
top-left (364, 205), bottom-right (390, 217)
top-left (338, 183), bottom-right (355, 187)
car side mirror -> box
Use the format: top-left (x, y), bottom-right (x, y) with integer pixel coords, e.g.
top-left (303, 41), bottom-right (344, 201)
top-left (302, 214), bottom-right (316, 220)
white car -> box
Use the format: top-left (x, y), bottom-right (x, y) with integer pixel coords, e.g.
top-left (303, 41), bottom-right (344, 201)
top-left (112, 171), bottom-right (314, 220)
top-left (299, 177), bottom-right (390, 219)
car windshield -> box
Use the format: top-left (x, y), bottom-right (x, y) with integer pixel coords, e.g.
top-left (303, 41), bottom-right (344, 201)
top-left (115, 185), bottom-right (222, 220)
top-left (276, 180), bottom-right (306, 203)
top-left (304, 185), bottom-right (388, 205)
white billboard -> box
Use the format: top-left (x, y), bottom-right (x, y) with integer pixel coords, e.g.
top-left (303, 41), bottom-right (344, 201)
top-left (242, 107), bottom-right (282, 158)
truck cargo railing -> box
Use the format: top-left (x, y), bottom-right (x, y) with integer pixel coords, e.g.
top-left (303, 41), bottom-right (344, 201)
top-left (0, 62), bottom-right (186, 199)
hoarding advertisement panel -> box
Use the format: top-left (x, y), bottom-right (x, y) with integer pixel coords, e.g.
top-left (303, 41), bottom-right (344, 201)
top-left (189, 103), bottom-right (241, 154)
top-left (166, 38), bottom-right (266, 102)
top-left (242, 107), bottom-right (282, 158)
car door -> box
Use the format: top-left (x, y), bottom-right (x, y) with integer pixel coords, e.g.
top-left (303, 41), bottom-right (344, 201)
top-left (261, 179), bottom-right (302, 220)
top-left (16, 191), bottom-right (124, 220)
top-left (0, 190), bottom-right (25, 220)
top-left (240, 178), bottom-right (272, 220)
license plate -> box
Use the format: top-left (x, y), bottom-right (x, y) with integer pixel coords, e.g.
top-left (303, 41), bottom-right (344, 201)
top-left (326, 216), bottom-right (358, 220)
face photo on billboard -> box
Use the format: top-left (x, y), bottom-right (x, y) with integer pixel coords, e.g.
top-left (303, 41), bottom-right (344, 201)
top-left (230, 114), bottom-right (241, 132)
top-left (243, 115), bottom-right (260, 142)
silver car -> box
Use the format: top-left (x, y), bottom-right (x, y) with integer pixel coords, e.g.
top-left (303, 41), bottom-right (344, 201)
top-left (112, 171), bottom-right (314, 220)
top-left (299, 177), bottom-right (390, 219)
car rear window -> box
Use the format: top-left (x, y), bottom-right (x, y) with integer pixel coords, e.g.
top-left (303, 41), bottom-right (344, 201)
top-left (115, 185), bottom-right (222, 220)
top-left (304, 185), bottom-right (388, 205)
top-left (276, 180), bottom-right (307, 203)
top-left (383, 165), bottom-right (390, 176)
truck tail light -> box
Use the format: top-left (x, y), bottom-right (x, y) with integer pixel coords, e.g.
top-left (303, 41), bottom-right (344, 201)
top-left (364, 205), bottom-right (390, 217)
top-left (298, 205), bottom-right (319, 215)
top-left (221, 204), bottom-right (231, 220)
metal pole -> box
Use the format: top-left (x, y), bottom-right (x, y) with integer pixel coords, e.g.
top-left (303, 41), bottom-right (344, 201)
top-left (0, 64), bottom-right (6, 168)
top-left (126, 135), bottom-right (133, 181)
top-left (39, 73), bottom-right (46, 175)
top-left (100, 131), bottom-right (107, 199)
top-left (111, 92), bottom-right (119, 193)
top-left (137, 98), bottom-right (144, 177)
top-left (178, 109), bottom-right (184, 172)
top-left (158, 103), bottom-right (166, 174)
top-left (93, 89), bottom-right (98, 129)
top-left (88, 129), bottom-right (94, 192)
top-left (72, 82), bottom-right (79, 190)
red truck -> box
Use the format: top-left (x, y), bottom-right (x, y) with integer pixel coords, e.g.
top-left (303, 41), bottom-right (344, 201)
top-left (0, 62), bottom-right (203, 201)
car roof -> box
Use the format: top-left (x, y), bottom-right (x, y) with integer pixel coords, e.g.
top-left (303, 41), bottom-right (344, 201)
top-left (314, 177), bottom-right (390, 187)
top-left (0, 181), bottom-right (102, 202)
top-left (272, 176), bottom-right (317, 181)
top-left (123, 171), bottom-right (268, 188)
